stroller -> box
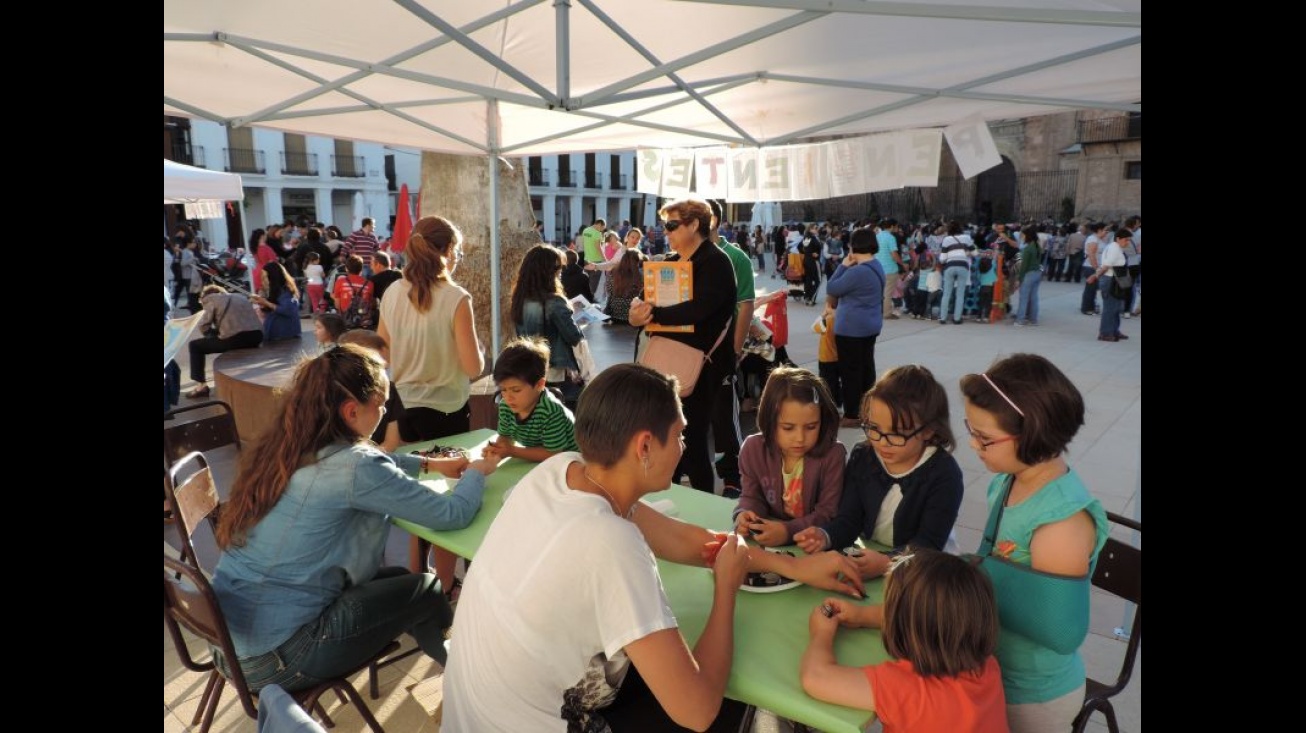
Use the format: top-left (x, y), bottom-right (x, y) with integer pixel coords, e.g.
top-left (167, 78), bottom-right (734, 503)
top-left (738, 291), bottom-right (795, 411)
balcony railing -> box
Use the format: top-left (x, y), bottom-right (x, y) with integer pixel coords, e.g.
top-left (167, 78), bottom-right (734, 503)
top-left (529, 168), bottom-right (552, 187)
top-left (191, 146), bottom-right (207, 168)
top-left (610, 173), bottom-right (628, 190)
top-left (281, 151), bottom-right (319, 176)
top-left (1077, 115), bottom-right (1141, 144)
top-left (225, 148), bottom-right (266, 174)
top-left (558, 169), bottom-right (578, 187)
top-left (332, 154), bottom-right (365, 177)
top-left (584, 172), bottom-right (602, 189)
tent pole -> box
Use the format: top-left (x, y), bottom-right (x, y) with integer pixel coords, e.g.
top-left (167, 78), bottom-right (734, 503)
top-left (555, 0), bottom-right (570, 106)
top-left (488, 99), bottom-right (502, 357)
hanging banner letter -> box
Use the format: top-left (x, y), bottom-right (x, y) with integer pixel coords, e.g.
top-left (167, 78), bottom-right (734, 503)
top-left (945, 118), bottom-right (1002, 179)
top-left (694, 147), bottom-right (730, 198)
top-left (900, 129), bottom-right (942, 188)
top-left (728, 148), bottom-right (761, 202)
top-left (661, 148), bottom-right (695, 199)
top-left (636, 149), bottom-right (664, 196)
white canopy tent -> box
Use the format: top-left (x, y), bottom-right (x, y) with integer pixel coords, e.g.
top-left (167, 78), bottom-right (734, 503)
top-left (164, 0), bottom-right (1140, 155)
top-left (164, 0), bottom-right (1140, 350)
top-left (164, 158), bottom-right (244, 204)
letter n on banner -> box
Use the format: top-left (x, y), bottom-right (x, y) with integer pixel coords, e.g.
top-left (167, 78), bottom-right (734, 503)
top-left (826, 138), bottom-right (868, 197)
top-left (900, 129), bottom-right (941, 188)
top-left (661, 149), bottom-right (695, 199)
top-left (728, 149), bottom-right (760, 201)
top-left (944, 118), bottom-right (1002, 179)
top-left (694, 147), bottom-right (730, 198)
top-left (864, 131), bottom-right (903, 193)
top-left (636, 149), bottom-right (663, 195)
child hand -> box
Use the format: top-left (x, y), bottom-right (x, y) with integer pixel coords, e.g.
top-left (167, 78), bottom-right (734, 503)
top-left (793, 527), bottom-right (828, 554)
top-left (734, 510), bottom-right (761, 536)
top-left (808, 602), bottom-right (841, 638)
top-left (820, 598), bottom-right (869, 629)
top-left (790, 552), bottom-right (865, 599)
top-left (747, 518), bottom-right (790, 547)
top-left (427, 456), bottom-right (469, 479)
top-left (466, 454), bottom-right (500, 476)
top-left (846, 550), bottom-right (893, 579)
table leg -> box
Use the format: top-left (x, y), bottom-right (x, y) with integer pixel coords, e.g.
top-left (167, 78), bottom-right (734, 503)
top-left (409, 535), bottom-right (431, 573)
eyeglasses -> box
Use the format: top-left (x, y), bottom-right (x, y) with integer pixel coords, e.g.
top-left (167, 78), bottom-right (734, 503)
top-left (859, 423), bottom-right (926, 447)
top-left (663, 219), bottom-right (692, 232)
top-left (963, 418), bottom-right (1016, 451)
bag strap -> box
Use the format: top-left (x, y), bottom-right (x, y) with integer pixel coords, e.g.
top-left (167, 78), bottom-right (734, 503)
top-left (859, 260), bottom-right (885, 291)
top-left (978, 475), bottom-right (1016, 555)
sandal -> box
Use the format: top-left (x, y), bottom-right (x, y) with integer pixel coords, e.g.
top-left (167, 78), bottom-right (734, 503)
top-left (444, 577), bottom-right (463, 605)
top-left (186, 385), bottom-right (211, 399)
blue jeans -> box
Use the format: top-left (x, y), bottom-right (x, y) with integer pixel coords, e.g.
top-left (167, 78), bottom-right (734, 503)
top-left (1080, 267), bottom-right (1099, 313)
top-left (1098, 278), bottom-right (1123, 337)
top-left (219, 567), bottom-right (451, 693)
top-left (1015, 270), bottom-right (1042, 323)
top-left (940, 267), bottom-right (968, 321)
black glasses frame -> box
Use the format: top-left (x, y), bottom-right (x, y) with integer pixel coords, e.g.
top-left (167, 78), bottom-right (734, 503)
top-left (859, 423), bottom-right (926, 447)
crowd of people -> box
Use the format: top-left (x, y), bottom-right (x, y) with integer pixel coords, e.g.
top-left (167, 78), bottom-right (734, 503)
top-left (169, 198), bottom-right (1131, 732)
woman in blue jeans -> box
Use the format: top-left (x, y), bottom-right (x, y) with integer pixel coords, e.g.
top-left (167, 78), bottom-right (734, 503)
top-left (1012, 229), bottom-right (1044, 326)
top-left (211, 345), bottom-right (498, 692)
top-left (1086, 229), bottom-right (1131, 342)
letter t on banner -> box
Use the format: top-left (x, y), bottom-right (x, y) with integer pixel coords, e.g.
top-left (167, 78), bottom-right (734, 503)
top-left (945, 118), bottom-right (1002, 179)
top-left (694, 147), bottom-right (730, 198)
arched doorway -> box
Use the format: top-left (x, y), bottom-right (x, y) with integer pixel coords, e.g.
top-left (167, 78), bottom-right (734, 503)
top-left (976, 157), bottom-right (1016, 225)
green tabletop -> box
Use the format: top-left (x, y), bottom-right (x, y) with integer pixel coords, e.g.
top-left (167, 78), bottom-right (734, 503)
top-left (394, 429), bottom-right (887, 733)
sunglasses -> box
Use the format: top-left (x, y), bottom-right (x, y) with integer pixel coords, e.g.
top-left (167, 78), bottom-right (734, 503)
top-left (663, 219), bottom-right (693, 232)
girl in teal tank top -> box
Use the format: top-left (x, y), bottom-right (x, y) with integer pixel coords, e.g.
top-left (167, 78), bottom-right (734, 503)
top-left (959, 354), bottom-right (1109, 733)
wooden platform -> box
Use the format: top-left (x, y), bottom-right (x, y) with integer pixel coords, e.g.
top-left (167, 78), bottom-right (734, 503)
top-left (212, 331), bottom-right (319, 446)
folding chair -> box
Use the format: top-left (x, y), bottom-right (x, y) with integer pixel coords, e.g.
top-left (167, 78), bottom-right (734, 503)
top-left (1071, 511), bottom-right (1142, 733)
top-left (164, 554), bottom-right (391, 733)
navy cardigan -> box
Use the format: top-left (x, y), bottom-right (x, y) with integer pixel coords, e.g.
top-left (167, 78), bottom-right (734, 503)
top-left (819, 442), bottom-right (963, 551)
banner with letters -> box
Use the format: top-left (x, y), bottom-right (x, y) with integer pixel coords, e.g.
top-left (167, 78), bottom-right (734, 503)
top-left (637, 125), bottom-right (990, 202)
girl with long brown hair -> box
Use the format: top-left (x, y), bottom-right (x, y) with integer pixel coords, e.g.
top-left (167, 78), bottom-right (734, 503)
top-left (510, 244), bottom-right (586, 404)
top-left (211, 344), bottom-right (497, 693)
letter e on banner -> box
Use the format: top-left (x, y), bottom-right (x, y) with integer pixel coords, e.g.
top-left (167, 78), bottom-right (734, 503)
top-left (945, 119), bottom-right (1002, 179)
top-left (728, 148), bottom-right (760, 201)
top-left (661, 149), bottom-right (694, 199)
top-left (636, 149), bottom-right (663, 195)
top-left (900, 129), bottom-right (941, 188)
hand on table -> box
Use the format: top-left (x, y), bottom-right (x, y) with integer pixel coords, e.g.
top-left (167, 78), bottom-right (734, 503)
top-left (815, 597), bottom-right (877, 629)
top-left (784, 551), bottom-right (865, 599)
top-left (736, 514), bottom-right (783, 543)
top-left (792, 527), bottom-right (829, 555)
top-left (466, 454), bottom-right (500, 476)
top-left (846, 550), bottom-right (892, 580)
top-left (481, 437), bottom-right (513, 462)
top-left (425, 456), bottom-right (469, 479)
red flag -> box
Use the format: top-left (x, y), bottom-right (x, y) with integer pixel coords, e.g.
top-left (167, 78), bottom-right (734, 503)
top-left (391, 184), bottom-right (413, 254)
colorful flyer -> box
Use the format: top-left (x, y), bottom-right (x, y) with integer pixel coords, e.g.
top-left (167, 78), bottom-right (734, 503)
top-left (642, 261), bottom-right (694, 333)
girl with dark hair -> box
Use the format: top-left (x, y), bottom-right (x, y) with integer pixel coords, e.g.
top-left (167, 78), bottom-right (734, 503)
top-left (732, 367), bottom-right (846, 547)
top-left (253, 261), bottom-right (303, 342)
top-left (252, 227), bottom-right (277, 292)
top-left (511, 244), bottom-right (586, 404)
top-left (959, 354), bottom-right (1108, 732)
top-left (212, 345), bottom-right (496, 693)
top-left (795, 364), bottom-right (963, 567)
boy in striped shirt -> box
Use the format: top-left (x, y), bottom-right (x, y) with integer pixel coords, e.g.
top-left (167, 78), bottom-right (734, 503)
top-left (483, 338), bottom-right (579, 462)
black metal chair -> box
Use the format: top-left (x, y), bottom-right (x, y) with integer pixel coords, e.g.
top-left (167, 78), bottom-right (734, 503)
top-left (1071, 511), bottom-right (1141, 733)
top-left (164, 399), bottom-right (241, 469)
top-left (164, 553), bottom-right (392, 732)
top-left (164, 451), bottom-right (221, 571)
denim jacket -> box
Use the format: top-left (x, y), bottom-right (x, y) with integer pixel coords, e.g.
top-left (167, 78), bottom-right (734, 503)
top-left (517, 296), bottom-right (583, 371)
top-left (212, 442), bottom-right (486, 658)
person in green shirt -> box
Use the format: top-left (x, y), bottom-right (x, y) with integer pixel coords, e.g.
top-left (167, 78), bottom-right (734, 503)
top-left (709, 200), bottom-right (754, 497)
top-left (1012, 226), bottom-right (1044, 327)
top-left (581, 218), bottom-right (607, 297)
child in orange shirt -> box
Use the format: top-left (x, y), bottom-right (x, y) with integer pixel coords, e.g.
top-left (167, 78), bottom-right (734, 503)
top-left (801, 549), bottom-right (1009, 733)
top-left (813, 309), bottom-right (841, 410)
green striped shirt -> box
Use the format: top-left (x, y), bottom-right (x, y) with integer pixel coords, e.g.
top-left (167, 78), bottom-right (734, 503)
top-left (496, 389), bottom-right (579, 453)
